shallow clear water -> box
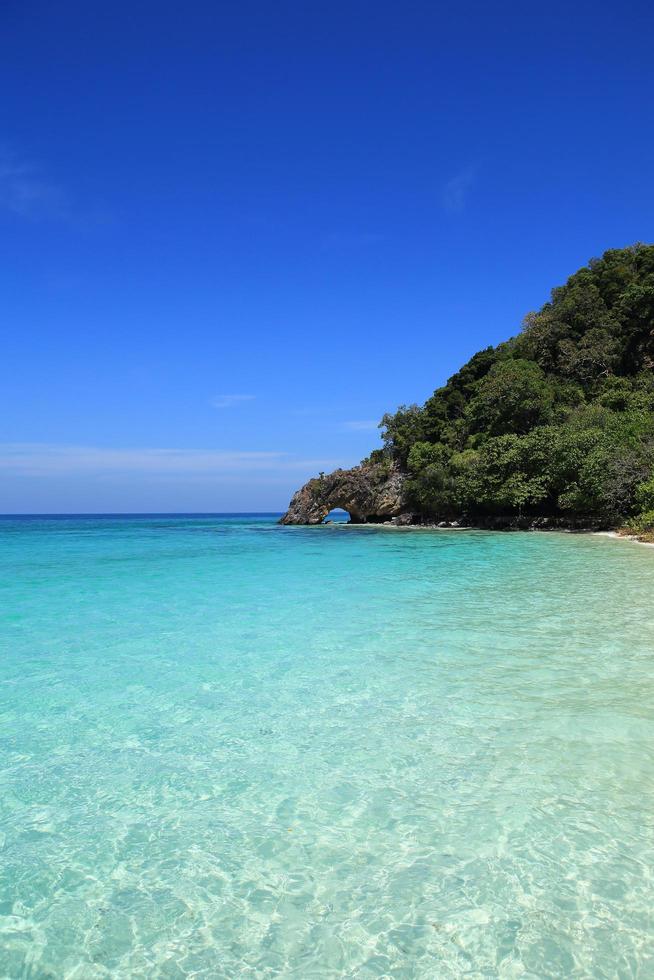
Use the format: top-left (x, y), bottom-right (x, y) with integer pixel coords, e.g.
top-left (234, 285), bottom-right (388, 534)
top-left (1, 515), bottom-right (654, 978)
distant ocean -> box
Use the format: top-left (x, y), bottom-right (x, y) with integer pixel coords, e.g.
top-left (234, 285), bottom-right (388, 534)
top-left (2, 514), bottom-right (654, 977)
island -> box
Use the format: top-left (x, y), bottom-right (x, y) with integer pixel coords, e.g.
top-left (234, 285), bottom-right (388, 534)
top-left (281, 244), bottom-right (654, 540)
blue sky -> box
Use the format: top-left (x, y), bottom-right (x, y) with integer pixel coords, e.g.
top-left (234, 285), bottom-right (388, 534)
top-left (1, 0), bottom-right (653, 512)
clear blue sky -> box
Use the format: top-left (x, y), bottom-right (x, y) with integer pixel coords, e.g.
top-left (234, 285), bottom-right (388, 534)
top-left (1, 0), bottom-right (653, 512)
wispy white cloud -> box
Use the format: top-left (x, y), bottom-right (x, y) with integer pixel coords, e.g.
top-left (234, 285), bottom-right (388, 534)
top-left (342, 420), bottom-right (379, 432)
top-left (0, 148), bottom-right (113, 226)
top-left (0, 151), bottom-right (71, 221)
top-left (441, 166), bottom-right (476, 213)
top-left (210, 394), bottom-right (256, 409)
top-left (0, 443), bottom-right (340, 477)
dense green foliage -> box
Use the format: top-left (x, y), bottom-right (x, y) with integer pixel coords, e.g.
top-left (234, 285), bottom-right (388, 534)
top-left (375, 245), bottom-right (654, 527)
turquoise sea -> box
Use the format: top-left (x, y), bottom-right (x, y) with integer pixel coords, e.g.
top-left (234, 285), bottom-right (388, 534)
top-left (1, 515), bottom-right (654, 978)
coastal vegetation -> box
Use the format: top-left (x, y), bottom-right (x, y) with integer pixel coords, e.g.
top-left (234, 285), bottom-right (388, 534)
top-left (370, 244), bottom-right (654, 534)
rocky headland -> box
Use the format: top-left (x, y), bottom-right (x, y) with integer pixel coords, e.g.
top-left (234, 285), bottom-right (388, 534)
top-left (280, 245), bottom-right (654, 537)
top-left (279, 457), bottom-right (608, 531)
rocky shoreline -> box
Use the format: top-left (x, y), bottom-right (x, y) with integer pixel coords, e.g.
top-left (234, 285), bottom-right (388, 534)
top-left (324, 517), bottom-right (654, 546)
top-left (356, 514), bottom-right (611, 532)
top-left (279, 458), bottom-right (613, 534)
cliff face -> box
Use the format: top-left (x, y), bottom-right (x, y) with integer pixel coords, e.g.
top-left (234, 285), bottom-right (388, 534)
top-left (279, 459), bottom-right (410, 525)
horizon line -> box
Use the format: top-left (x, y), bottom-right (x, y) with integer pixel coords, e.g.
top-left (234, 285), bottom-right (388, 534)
top-left (0, 511), bottom-right (289, 518)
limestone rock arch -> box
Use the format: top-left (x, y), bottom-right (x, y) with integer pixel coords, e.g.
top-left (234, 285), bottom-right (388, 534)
top-left (279, 460), bottom-right (409, 525)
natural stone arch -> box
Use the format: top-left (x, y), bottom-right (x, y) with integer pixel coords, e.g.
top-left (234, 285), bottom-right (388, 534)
top-left (279, 460), bottom-right (409, 525)
top-left (322, 497), bottom-right (367, 524)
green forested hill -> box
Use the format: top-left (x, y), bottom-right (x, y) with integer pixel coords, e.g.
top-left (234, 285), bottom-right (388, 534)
top-left (374, 244), bottom-right (654, 532)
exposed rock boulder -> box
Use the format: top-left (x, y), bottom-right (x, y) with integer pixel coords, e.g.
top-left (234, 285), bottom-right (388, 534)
top-left (279, 459), bottom-right (410, 525)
